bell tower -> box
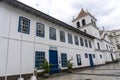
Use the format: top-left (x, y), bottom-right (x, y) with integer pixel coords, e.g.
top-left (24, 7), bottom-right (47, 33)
top-left (72, 8), bottom-right (100, 38)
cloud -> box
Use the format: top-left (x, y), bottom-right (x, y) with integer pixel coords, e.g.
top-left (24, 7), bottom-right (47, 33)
top-left (18, 0), bottom-right (120, 30)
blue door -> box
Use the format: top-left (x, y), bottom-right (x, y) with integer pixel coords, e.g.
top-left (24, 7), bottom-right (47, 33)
top-left (49, 50), bottom-right (59, 74)
top-left (89, 54), bottom-right (94, 67)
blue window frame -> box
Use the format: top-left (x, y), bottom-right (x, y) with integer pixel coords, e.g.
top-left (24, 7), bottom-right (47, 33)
top-left (93, 54), bottom-right (95, 58)
top-left (74, 36), bottom-right (79, 45)
top-left (49, 27), bottom-right (56, 40)
top-left (68, 33), bottom-right (73, 44)
top-left (76, 54), bottom-right (81, 65)
top-left (80, 38), bottom-right (84, 46)
top-left (85, 53), bottom-right (88, 58)
top-left (18, 16), bottom-right (30, 34)
top-left (36, 22), bottom-right (45, 37)
top-left (85, 39), bottom-right (88, 47)
top-left (89, 40), bottom-right (92, 48)
top-left (61, 53), bottom-right (67, 67)
top-left (35, 51), bottom-right (45, 69)
top-left (60, 30), bottom-right (65, 42)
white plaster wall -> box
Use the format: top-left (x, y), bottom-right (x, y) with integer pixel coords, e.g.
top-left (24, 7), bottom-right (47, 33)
top-left (0, 3), bottom-right (107, 77)
top-left (104, 52), bottom-right (112, 62)
top-left (95, 51), bottom-right (105, 64)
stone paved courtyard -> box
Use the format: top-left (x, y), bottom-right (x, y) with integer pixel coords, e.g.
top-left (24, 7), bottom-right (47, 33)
top-left (38, 62), bottom-right (120, 80)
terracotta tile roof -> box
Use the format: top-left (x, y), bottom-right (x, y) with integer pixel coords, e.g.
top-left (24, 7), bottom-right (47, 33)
top-left (73, 8), bottom-right (97, 22)
top-left (72, 8), bottom-right (87, 22)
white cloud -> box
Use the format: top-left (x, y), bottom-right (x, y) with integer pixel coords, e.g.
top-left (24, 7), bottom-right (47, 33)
top-left (18, 0), bottom-right (120, 30)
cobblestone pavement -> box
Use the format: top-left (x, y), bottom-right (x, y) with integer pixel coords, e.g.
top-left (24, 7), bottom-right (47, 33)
top-left (38, 63), bottom-right (120, 80)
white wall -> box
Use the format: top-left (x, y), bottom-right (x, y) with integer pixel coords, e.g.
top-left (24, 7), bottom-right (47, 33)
top-left (0, 3), bottom-right (104, 77)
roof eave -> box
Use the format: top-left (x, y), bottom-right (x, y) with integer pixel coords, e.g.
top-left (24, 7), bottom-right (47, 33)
top-left (1, 0), bottom-right (95, 39)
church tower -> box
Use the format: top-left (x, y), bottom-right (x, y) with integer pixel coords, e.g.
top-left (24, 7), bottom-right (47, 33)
top-left (72, 8), bottom-right (100, 38)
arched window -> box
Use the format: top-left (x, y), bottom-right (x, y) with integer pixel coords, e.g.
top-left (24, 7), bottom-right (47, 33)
top-left (91, 19), bottom-right (93, 25)
top-left (76, 22), bottom-right (80, 28)
top-left (94, 21), bottom-right (96, 26)
top-left (82, 19), bottom-right (86, 26)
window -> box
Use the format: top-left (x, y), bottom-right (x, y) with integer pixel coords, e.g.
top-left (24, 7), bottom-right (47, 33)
top-left (91, 19), bottom-right (93, 24)
top-left (84, 29), bottom-right (86, 33)
top-left (85, 53), bottom-right (88, 58)
top-left (49, 27), bottom-right (56, 40)
top-left (80, 38), bottom-right (84, 46)
top-left (61, 53), bottom-right (67, 67)
top-left (74, 36), bottom-right (79, 45)
top-left (85, 39), bottom-right (88, 47)
top-left (36, 23), bottom-right (45, 37)
top-left (94, 21), bottom-right (96, 26)
top-left (113, 32), bottom-right (116, 35)
top-left (18, 16), bottom-right (30, 34)
top-left (97, 42), bottom-right (100, 49)
top-left (117, 45), bottom-right (120, 49)
top-left (76, 22), bottom-right (80, 28)
top-left (100, 55), bottom-right (102, 58)
top-left (106, 44), bottom-right (108, 50)
top-left (68, 33), bottom-right (73, 44)
top-left (109, 45), bottom-right (110, 49)
top-left (76, 54), bottom-right (81, 65)
top-left (60, 31), bottom-right (65, 42)
top-left (35, 51), bottom-right (45, 69)
top-left (82, 19), bottom-right (86, 26)
top-left (93, 54), bottom-right (95, 58)
top-left (89, 40), bottom-right (92, 48)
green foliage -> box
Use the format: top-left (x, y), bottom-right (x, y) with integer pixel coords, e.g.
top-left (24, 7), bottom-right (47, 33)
top-left (42, 59), bottom-right (52, 74)
top-left (113, 59), bottom-right (118, 63)
top-left (67, 58), bottom-right (73, 70)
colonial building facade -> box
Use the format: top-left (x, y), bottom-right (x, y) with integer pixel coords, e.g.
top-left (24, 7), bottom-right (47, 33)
top-left (0, 0), bottom-right (117, 80)
top-left (72, 8), bottom-right (116, 63)
top-left (107, 29), bottom-right (120, 59)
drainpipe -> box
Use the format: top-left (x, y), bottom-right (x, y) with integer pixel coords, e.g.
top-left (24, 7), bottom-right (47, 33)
top-left (30, 23), bottom-right (37, 80)
top-left (18, 29), bottom-right (24, 80)
top-left (5, 15), bottom-right (12, 80)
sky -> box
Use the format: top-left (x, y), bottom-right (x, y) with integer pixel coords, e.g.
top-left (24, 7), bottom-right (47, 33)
top-left (18, 0), bottom-right (120, 30)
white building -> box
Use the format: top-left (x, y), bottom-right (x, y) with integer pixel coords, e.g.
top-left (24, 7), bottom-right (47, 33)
top-left (107, 29), bottom-right (120, 59)
top-left (0, 0), bottom-right (116, 80)
top-left (72, 8), bottom-right (116, 63)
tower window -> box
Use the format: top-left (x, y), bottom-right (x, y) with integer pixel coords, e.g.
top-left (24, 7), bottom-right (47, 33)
top-left (84, 29), bottom-right (86, 33)
top-left (91, 19), bottom-right (93, 25)
top-left (82, 19), bottom-right (86, 26)
top-left (76, 22), bottom-right (80, 28)
top-left (94, 21), bottom-right (96, 26)
top-left (106, 44), bottom-right (108, 50)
